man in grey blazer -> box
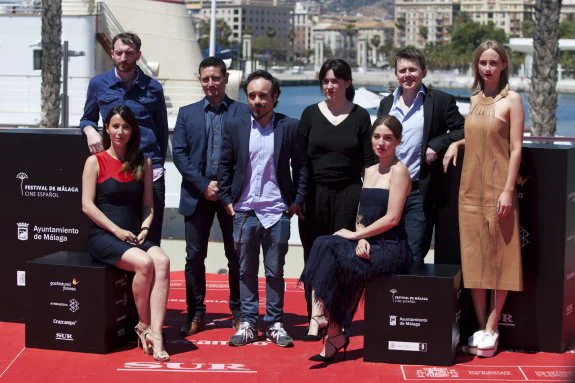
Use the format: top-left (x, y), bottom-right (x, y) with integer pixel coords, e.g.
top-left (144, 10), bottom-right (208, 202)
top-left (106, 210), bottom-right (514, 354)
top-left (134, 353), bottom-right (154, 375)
top-left (218, 70), bottom-right (308, 347)
top-left (377, 47), bottom-right (465, 265)
top-left (172, 57), bottom-right (249, 336)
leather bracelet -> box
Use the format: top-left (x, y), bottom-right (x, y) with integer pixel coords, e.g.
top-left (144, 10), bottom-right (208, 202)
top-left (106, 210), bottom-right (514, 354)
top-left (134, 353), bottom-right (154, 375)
top-left (140, 227), bottom-right (149, 232)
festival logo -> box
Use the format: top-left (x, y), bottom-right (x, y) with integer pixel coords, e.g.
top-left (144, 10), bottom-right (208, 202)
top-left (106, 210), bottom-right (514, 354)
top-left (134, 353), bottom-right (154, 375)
top-left (16, 172), bottom-right (28, 196)
top-left (389, 288), bottom-right (429, 304)
top-left (15, 171), bottom-right (79, 199)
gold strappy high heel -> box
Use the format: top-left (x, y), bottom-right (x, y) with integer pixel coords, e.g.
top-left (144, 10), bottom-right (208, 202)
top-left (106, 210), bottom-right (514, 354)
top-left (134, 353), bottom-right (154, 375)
top-left (134, 324), bottom-right (152, 355)
top-left (145, 331), bottom-right (170, 362)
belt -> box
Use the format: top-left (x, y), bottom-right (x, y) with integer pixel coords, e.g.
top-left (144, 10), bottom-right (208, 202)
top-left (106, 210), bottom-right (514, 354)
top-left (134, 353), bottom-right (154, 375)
top-left (411, 180), bottom-right (419, 191)
top-left (237, 210), bottom-right (289, 217)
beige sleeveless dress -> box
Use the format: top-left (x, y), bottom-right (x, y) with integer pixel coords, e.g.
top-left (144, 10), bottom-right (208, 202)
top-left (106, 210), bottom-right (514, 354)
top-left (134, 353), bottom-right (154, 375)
top-left (458, 90), bottom-right (523, 291)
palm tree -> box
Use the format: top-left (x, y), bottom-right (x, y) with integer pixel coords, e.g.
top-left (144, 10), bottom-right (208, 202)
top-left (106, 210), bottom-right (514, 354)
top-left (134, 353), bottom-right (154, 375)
top-left (418, 26), bottom-right (429, 47)
top-left (396, 16), bottom-right (406, 47)
top-left (266, 27), bottom-right (276, 63)
top-left (288, 28), bottom-right (295, 63)
top-left (528, 0), bottom-right (562, 136)
top-left (344, 23), bottom-right (357, 63)
top-left (40, 0), bottom-right (62, 128)
top-left (370, 34), bottom-right (381, 66)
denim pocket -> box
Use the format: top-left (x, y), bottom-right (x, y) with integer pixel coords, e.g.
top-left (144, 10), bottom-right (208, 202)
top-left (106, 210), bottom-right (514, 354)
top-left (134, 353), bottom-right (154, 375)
top-left (97, 92), bottom-right (120, 104)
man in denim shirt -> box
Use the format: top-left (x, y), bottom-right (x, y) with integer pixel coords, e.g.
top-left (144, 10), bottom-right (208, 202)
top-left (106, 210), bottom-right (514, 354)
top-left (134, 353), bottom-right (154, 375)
top-left (80, 32), bottom-right (168, 246)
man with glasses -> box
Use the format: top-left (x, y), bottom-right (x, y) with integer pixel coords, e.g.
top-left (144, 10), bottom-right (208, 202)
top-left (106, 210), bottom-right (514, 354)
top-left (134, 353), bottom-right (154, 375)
top-left (80, 32), bottom-right (169, 246)
top-left (172, 56), bottom-right (249, 336)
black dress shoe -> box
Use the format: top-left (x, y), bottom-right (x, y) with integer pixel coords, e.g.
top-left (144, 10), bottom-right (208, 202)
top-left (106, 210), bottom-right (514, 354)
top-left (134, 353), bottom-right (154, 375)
top-left (309, 331), bottom-right (350, 362)
top-left (302, 315), bottom-right (328, 342)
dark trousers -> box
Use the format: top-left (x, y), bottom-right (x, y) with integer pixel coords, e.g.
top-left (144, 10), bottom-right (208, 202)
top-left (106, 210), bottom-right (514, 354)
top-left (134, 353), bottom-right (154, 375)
top-left (148, 176), bottom-right (165, 246)
top-left (298, 182), bottom-right (362, 319)
top-left (403, 189), bottom-right (434, 266)
top-left (184, 198), bottom-right (240, 319)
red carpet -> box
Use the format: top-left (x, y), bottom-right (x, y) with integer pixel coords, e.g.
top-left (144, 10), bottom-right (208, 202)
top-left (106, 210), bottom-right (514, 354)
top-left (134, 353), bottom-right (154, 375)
top-left (1, 272), bottom-right (575, 382)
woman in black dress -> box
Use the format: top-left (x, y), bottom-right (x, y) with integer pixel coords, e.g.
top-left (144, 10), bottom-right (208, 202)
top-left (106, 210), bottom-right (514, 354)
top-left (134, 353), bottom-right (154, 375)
top-left (298, 59), bottom-right (377, 333)
top-left (82, 106), bottom-right (170, 361)
top-left (301, 115), bottom-right (412, 362)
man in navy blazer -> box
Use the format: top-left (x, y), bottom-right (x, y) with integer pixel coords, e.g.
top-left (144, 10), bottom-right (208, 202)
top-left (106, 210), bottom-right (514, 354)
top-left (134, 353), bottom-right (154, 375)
top-left (377, 47), bottom-right (464, 265)
top-left (172, 57), bottom-right (249, 337)
top-left (218, 70), bottom-right (308, 347)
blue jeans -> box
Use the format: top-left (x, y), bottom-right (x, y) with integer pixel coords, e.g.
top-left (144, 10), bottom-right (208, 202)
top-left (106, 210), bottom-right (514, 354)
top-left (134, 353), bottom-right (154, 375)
top-left (233, 212), bottom-right (290, 327)
top-left (404, 189), bottom-right (434, 265)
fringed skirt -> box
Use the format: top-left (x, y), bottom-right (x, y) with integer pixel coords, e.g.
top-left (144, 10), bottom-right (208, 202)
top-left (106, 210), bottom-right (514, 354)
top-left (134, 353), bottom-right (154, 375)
top-left (300, 234), bottom-right (412, 328)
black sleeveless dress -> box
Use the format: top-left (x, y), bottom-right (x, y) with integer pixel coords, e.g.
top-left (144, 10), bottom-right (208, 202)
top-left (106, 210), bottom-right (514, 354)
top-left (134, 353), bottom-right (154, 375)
top-left (301, 188), bottom-right (412, 327)
top-left (88, 151), bottom-right (155, 266)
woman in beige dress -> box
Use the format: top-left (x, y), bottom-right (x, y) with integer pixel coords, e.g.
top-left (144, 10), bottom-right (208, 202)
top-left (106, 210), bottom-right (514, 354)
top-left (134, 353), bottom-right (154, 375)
top-left (443, 40), bottom-right (524, 358)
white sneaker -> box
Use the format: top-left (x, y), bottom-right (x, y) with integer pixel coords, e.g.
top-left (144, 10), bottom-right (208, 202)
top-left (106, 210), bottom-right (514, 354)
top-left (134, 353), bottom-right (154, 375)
top-left (463, 330), bottom-right (485, 355)
top-left (476, 331), bottom-right (499, 357)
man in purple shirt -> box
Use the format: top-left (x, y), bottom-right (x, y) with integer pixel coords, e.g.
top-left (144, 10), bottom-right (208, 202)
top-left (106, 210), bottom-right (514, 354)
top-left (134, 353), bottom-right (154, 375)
top-left (218, 70), bottom-right (308, 347)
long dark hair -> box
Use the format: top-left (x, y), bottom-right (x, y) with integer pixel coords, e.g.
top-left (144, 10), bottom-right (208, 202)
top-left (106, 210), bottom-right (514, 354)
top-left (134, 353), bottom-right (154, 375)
top-left (102, 106), bottom-right (145, 181)
top-left (318, 58), bottom-right (355, 101)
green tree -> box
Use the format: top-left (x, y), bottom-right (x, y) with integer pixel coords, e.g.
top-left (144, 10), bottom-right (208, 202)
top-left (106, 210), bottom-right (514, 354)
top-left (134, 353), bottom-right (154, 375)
top-left (198, 19), bottom-right (232, 52)
top-left (450, 20), bottom-right (507, 55)
top-left (396, 16), bottom-right (406, 47)
top-left (522, 19), bottom-right (535, 37)
top-left (559, 20), bottom-right (575, 74)
top-left (528, 0), bottom-right (562, 136)
top-left (418, 26), bottom-right (429, 46)
top-left (40, 0), bottom-right (62, 128)
top-left (288, 28), bottom-right (295, 63)
top-left (370, 34), bottom-right (381, 65)
top-left (344, 23), bottom-right (357, 62)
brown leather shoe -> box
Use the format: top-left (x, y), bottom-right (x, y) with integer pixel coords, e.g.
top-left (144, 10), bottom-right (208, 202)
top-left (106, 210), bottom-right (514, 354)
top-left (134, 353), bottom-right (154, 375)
top-left (180, 314), bottom-right (205, 336)
top-left (232, 317), bottom-right (241, 331)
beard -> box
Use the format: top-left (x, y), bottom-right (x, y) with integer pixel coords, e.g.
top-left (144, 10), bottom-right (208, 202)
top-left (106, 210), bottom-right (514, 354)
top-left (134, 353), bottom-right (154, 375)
top-left (251, 105), bottom-right (271, 121)
top-left (115, 60), bottom-right (136, 73)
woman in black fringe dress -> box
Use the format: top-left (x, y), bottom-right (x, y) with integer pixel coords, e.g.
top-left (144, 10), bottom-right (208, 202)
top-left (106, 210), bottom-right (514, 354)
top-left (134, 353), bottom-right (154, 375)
top-left (301, 115), bottom-right (412, 362)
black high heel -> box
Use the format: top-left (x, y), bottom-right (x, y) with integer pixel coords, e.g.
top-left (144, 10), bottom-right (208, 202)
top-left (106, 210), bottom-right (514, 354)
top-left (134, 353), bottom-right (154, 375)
top-left (302, 315), bottom-right (328, 342)
top-left (309, 330), bottom-right (350, 362)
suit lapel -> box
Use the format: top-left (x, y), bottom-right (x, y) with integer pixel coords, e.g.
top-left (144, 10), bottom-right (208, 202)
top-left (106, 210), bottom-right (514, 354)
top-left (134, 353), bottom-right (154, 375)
top-left (383, 97), bottom-right (393, 114)
top-left (239, 114), bottom-right (252, 168)
top-left (422, 86), bottom-right (433, 155)
top-left (195, 102), bottom-right (207, 158)
top-left (273, 115), bottom-right (284, 171)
